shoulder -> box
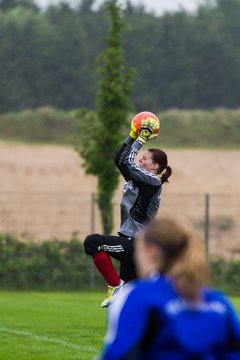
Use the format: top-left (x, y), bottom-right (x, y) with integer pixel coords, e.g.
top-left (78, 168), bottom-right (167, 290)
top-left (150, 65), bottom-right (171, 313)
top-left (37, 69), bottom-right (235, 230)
top-left (202, 287), bottom-right (238, 313)
top-left (203, 287), bottom-right (231, 302)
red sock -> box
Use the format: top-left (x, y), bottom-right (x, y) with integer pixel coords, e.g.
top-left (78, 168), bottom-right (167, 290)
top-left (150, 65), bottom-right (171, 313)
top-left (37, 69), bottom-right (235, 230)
top-left (92, 252), bottom-right (120, 286)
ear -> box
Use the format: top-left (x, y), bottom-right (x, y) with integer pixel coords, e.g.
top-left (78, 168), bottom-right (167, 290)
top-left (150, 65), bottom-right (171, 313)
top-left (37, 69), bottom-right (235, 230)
top-left (152, 163), bottom-right (160, 171)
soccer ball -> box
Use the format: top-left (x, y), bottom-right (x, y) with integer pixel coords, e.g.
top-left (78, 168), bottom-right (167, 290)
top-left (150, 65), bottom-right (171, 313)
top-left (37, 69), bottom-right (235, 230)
top-left (131, 111), bottom-right (160, 137)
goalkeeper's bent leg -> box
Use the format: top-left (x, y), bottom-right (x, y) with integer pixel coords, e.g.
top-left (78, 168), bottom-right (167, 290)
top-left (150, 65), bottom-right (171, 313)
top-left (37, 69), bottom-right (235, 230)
top-left (84, 234), bottom-right (120, 286)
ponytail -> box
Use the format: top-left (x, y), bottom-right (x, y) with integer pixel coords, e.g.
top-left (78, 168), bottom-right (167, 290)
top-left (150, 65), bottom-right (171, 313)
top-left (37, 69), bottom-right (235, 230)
top-left (161, 165), bottom-right (172, 184)
top-left (168, 232), bottom-right (209, 301)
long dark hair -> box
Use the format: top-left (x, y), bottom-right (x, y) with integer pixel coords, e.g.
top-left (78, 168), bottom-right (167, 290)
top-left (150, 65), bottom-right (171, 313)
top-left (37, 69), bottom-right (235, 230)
top-left (148, 148), bottom-right (172, 183)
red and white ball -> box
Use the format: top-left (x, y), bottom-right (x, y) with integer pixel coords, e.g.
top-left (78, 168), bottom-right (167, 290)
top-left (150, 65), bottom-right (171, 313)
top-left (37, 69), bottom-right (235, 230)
top-left (131, 111), bottom-right (160, 137)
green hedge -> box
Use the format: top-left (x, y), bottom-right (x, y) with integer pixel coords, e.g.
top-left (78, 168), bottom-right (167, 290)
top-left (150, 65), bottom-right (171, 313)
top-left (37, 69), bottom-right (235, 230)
top-left (0, 107), bottom-right (77, 144)
top-left (1, 107), bottom-right (240, 149)
top-left (0, 233), bottom-right (239, 294)
top-left (0, 234), bottom-right (104, 290)
top-left (210, 259), bottom-right (240, 296)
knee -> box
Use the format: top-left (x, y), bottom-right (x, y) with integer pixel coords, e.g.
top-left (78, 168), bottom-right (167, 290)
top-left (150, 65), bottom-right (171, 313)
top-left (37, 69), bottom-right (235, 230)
top-left (83, 234), bottom-right (100, 255)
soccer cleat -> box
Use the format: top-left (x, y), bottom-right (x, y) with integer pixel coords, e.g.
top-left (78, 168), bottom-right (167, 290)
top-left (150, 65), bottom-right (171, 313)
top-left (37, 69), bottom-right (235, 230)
top-left (101, 280), bottom-right (124, 308)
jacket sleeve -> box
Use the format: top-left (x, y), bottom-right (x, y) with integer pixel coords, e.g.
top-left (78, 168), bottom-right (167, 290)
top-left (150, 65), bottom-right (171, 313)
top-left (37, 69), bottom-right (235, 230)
top-left (212, 290), bottom-right (240, 360)
top-left (98, 283), bottom-right (155, 360)
top-left (115, 136), bottom-right (160, 187)
top-left (114, 136), bottom-right (135, 181)
top-left (224, 297), bottom-right (240, 359)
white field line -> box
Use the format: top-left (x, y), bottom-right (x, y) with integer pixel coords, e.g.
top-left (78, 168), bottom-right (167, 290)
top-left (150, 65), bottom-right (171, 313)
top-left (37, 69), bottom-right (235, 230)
top-left (0, 326), bottom-right (98, 353)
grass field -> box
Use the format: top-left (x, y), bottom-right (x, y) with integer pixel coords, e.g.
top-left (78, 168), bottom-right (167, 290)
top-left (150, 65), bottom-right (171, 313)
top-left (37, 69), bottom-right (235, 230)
top-left (0, 291), bottom-right (107, 360)
top-left (0, 291), bottom-right (239, 360)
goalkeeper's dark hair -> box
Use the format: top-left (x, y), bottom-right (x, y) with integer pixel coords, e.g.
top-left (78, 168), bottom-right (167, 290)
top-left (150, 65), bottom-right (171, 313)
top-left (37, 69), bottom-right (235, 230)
top-left (148, 148), bottom-right (172, 183)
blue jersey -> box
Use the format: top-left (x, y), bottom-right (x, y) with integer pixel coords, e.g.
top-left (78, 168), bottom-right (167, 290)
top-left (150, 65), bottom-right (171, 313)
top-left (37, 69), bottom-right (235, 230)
top-left (99, 274), bottom-right (240, 360)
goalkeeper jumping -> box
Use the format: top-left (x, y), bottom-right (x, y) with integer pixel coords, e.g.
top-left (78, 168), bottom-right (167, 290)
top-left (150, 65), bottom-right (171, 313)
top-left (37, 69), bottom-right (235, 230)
top-left (84, 114), bottom-right (172, 308)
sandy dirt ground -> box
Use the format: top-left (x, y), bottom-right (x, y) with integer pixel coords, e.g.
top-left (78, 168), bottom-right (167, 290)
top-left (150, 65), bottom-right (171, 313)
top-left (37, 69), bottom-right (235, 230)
top-left (0, 141), bottom-right (239, 258)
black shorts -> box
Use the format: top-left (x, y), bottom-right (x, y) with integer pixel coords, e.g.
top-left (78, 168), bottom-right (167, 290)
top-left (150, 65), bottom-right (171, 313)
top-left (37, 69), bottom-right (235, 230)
top-left (84, 233), bottom-right (136, 282)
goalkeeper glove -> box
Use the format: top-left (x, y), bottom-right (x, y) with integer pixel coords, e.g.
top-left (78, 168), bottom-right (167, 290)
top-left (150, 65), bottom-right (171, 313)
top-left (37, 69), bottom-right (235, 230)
top-left (129, 121), bottom-right (138, 140)
top-left (137, 118), bottom-right (159, 145)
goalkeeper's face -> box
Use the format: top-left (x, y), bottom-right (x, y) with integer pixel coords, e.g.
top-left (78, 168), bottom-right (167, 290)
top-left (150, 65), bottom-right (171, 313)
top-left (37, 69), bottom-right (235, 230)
top-left (139, 151), bottom-right (159, 174)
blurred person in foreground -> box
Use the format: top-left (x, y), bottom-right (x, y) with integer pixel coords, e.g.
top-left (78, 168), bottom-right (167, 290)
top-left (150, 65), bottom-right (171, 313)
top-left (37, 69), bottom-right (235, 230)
top-left (97, 217), bottom-right (240, 360)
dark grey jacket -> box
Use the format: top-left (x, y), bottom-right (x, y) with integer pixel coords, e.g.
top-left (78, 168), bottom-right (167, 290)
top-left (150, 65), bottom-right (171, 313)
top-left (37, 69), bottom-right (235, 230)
top-left (115, 137), bottom-right (162, 238)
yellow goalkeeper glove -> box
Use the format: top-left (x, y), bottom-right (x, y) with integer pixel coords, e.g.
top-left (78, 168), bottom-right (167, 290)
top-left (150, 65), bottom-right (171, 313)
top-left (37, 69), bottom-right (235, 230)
top-left (129, 120), bottom-right (138, 140)
top-left (137, 118), bottom-right (159, 145)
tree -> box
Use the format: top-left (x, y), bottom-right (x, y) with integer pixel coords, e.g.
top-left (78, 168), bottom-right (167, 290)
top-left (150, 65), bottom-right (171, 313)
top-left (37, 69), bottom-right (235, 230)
top-left (45, 3), bottom-right (90, 109)
top-left (0, 0), bottom-right (39, 11)
top-left (0, 6), bottom-right (52, 112)
top-left (76, 0), bottom-right (134, 234)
